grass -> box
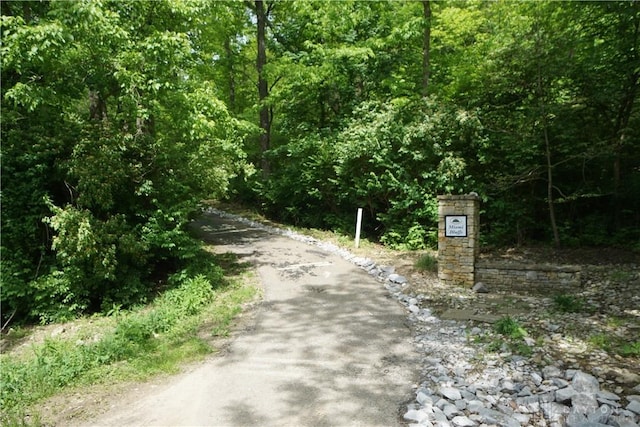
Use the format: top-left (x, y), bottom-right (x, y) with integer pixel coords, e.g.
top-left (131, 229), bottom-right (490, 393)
top-left (414, 253), bottom-right (438, 272)
top-left (473, 316), bottom-right (534, 357)
top-left (620, 341), bottom-right (640, 357)
top-left (494, 316), bottom-right (527, 340)
top-left (609, 269), bottom-right (633, 282)
top-left (588, 334), bottom-right (640, 358)
top-left (552, 294), bottom-right (586, 313)
top-left (0, 252), bottom-right (259, 426)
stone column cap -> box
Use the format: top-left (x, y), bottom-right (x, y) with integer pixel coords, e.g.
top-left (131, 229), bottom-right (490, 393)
top-left (437, 193), bottom-right (480, 201)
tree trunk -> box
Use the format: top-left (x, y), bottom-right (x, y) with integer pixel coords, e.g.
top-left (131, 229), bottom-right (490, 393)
top-left (89, 90), bottom-right (107, 121)
top-left (543, 114), bottom-right (560, 247)
top-left (537, 59), bottom-right (560, 247)
top-left (255, 0), bottom-right (271, 178)
top-left (422, 0), bottom-right (432, 97)
top-left (224, 38), bottom-right (236, 113)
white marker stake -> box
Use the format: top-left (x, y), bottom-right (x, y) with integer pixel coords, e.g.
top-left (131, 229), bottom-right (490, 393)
top-left (355, 208), bottom-right (363, 248)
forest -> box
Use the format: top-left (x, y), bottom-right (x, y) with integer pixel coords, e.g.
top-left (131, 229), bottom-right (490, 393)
top-left (2, 0), bottom-right (639, 325)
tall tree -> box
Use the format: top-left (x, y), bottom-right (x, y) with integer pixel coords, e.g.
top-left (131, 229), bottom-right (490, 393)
top-left (422, 0), bottom-right (431, 96)
top-left (245, 0), bottom-right (274, 177)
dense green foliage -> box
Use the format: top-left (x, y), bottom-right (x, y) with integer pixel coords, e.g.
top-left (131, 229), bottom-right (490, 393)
top-left (1, 1), bottom-right (251, 324)
top-left (2, 1), bottom-right (638, 325)
top-left (231, 0), bottom-right (639, 250)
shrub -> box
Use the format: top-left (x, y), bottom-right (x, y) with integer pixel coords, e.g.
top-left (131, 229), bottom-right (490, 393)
top-left (414, 253), bottom-right (438, 272)
top-left (553, 294), bottom-right (585, 313)
top-left (494, 316), bottom-right (527, 340)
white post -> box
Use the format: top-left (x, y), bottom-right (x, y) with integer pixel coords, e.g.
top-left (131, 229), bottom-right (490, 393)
top-left (355, 208), bottom-right (363, 248)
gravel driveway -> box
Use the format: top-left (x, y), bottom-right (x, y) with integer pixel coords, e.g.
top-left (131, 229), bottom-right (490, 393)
top-left (81, 209), bottom-right (418, 427)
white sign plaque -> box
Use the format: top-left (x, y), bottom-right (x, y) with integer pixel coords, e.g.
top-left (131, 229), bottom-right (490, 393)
top-left (445, 215), bottom-right (467, 237)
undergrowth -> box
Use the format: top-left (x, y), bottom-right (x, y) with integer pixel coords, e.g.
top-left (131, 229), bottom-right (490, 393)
top-left (0, 252), bottom-right (258, 426)
top-left (473, 316), bottom-right (533, 357)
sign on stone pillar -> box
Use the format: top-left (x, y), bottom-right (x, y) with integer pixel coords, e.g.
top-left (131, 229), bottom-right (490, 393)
top-left (438, 194), bottom-right (480, 288)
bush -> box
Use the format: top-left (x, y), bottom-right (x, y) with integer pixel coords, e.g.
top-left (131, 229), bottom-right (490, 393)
top-left (414, 253), bottom-right (438, 272)
top-left (494, 316), bottom-right (527, 340)
top-left (552, 294), bottom-right (585, 313)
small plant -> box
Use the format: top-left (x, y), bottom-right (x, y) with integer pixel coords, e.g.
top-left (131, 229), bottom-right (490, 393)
top-left (589, 334), bottom-right (640, 358)
top-left (553, 294), bottom-right (584, 313)
top-left (477, 316), bottom-right (535, 357)
top-left (414, 253), bottom-right (438, 272)
top-left (609, 269), bottom-right (632, 282)
top-left (494, 316), bottom-right (527, 340)
top-left (513, 342), bottom-right (533, 357)
top-left (486, 339), bottom-right (504, 353)
top-left (619, 341), bottom-right (640, 357)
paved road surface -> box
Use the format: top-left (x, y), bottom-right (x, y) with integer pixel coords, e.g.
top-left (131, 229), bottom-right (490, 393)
top-left (83, 210), bottom-right (418, 427)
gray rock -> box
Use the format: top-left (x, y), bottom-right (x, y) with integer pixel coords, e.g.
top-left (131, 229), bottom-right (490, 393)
top-left (573, 371), bottom-right (601, 394)
top-left (516, 395), bottom-right (539, 406)
top-left (566, 369), bottom-right (579, 380)
top-left (587, 404), bottom-right (612, 424)
top-left (434, 398), bottom-right (448, 409)
top-left (556, 385), bottom-right (577, 403)
top-left (609, 416), bottom-right (640, 427)
top-left (517, 385), bottom-right (533, 397)
top-left (542, 365), bottom-right (564, 380)
top-left (454, 399), bottom-right (467, 410)
top-left (466, 400), bottom-right (485, 413)
top-left (626, 399), bottom-right (640, 415)
top-left (380, 265), bottom-right (394, 273)
top-left (596, 397), bottom-right (620, 408)
top-left (539, 391), bottom-right (556, 403)
top-left (389, 273), bottom-right (407, 284)
top-left (572, 393), bottom-right (599, 416)
top-left (472, 282), bottom-right (489, 293)
top-left (542, 401), bottom-right (571, 422)
top-left (451, 415), bottom-right (476, 426)
top-left (501, 379), bottom-right (517, 393)
top-left (460, 390), bottom-right (476, 401)
top-left (523, 400), bottom-right (540, 414)
top-left (513, 412), bottom-right (531, 425)
top-left (404, 408), bottom-right (430, 423)
top-left (432, 406), bottom-right (449, 423)
top-left (627, 395), bottom-right (640, 402)
top-left (566, 410), bottom-right (588, 427)
top-left (476, 408), bottom-right (520, 427)
top-left (570, 423), bottom-right (610, 427)
top-left (596, 390), bottom-right (621, 401)
top-left (440, 386), bottom-right (462, 401)
top-left (531, 372), bottom-right (543, 385)
top-left (553, 377), bottom-right (570, 388)
top-left (442, 402), bottom-right (461, 418)
top-left (417, 390), bottom-right (434, 406)
top-left (618, 409), bottom-right (638, 418)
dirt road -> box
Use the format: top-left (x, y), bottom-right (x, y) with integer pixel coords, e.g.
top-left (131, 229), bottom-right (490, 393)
top-left (81, 210), bottom-right (418, 427)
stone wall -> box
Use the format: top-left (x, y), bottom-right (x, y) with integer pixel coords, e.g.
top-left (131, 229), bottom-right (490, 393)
top-left (437, 194), bottom-right (480, 288)
top-left (475, 260), bottom-right (581, 293)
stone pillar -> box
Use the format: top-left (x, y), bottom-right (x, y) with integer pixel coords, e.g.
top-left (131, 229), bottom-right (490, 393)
top-left (437, 194), bottom-right (480, 288)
